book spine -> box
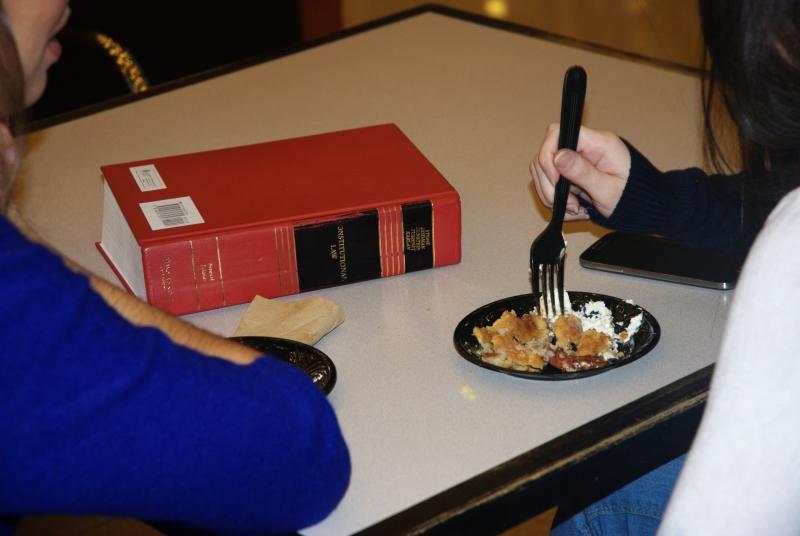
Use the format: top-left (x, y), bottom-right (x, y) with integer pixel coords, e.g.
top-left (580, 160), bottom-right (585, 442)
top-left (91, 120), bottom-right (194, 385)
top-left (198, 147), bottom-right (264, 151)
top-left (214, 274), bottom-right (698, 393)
top-left (142, 195), bottom-right (461, 315)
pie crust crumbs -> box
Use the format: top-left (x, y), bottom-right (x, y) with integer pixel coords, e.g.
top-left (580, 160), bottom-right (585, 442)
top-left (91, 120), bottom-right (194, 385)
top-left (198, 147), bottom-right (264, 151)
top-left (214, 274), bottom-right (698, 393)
top-left (472, 301), bottom-right (642, 373)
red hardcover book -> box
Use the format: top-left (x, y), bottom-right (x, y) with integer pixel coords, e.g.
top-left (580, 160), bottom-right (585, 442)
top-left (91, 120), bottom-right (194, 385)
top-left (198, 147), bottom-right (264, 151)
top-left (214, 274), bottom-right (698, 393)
top-left (97, 124), bottom-right (461, 315)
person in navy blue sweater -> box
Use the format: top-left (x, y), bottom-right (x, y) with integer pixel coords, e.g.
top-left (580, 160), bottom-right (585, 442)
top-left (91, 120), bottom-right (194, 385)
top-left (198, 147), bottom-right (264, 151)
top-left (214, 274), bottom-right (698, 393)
top-left (0, 1), bottom-right (350, 534)
top-left (531, 0), bottom-right (800, 534)
top-left (531, 126), bottom-right (774, 256)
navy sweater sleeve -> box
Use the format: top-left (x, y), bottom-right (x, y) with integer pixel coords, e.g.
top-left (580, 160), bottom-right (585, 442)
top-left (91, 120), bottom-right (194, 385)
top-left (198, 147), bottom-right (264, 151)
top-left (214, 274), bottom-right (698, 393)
top-left (0, 216), bottom-right (350, 535)
top-left (585, 141), bottom-right (753, 253)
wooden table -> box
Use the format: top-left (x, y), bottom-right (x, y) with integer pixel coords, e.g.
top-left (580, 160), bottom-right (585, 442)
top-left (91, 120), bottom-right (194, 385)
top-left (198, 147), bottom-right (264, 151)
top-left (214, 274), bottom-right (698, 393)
top-left (18, 7), bottom-right (721, 535)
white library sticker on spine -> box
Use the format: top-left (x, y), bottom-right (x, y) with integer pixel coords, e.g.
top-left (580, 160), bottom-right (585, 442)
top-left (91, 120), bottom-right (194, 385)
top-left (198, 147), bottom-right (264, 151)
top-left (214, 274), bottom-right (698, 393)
top-left (130, 164), bottom-right (166, 191)
top-left (140, 196), bottom-right (204, 231)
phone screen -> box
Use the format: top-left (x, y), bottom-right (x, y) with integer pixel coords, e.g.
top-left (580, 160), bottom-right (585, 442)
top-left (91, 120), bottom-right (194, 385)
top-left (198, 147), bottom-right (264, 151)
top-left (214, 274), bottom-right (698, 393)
top-left (579, 232), bottom-right (745, 290)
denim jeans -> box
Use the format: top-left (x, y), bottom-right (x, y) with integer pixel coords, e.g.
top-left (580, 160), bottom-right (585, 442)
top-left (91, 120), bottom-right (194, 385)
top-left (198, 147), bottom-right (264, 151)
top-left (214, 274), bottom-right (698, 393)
top-left (550, 454), bottom-right (686, 536)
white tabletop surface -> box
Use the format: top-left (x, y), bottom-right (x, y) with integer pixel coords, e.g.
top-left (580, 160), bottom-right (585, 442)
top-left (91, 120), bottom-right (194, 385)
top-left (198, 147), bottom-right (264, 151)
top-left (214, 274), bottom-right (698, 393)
top-left (14, 12), bottom-right (728, 535)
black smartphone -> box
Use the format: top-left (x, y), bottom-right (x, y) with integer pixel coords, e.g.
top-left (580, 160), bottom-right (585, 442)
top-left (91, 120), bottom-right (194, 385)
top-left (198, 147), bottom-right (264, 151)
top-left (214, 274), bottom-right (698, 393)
top-left (579, 232), bottom-right (745, 290)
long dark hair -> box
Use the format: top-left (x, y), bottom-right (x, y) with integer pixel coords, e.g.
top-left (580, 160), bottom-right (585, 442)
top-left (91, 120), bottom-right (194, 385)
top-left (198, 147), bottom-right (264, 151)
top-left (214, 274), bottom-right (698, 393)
top-left (699, 0), bottom-right (800, 188)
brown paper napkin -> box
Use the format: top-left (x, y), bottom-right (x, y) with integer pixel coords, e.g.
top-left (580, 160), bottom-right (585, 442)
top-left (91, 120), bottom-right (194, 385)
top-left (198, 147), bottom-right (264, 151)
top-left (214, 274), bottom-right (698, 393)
top-left (233, 295), bottom-right (344, 345)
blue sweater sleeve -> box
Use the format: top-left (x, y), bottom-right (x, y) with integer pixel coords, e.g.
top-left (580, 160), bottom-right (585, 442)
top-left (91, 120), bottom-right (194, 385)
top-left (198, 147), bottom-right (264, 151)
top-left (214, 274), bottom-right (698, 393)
top-left (585, 141), bottom-right (753, 253)
top-left (0, 216), bottom-right (350, 535)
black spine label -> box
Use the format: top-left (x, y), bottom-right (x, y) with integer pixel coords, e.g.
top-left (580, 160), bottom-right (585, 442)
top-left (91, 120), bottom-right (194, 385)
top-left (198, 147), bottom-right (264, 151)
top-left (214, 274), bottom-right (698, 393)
top-left (402, 201), bottom-right (434, 272)
top-left (294, 211), bottom-right (381, 290)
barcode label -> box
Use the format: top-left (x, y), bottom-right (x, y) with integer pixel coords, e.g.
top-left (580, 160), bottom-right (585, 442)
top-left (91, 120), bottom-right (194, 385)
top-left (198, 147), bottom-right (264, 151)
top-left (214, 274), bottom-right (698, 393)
top-left (130, 164), bottom-right (166, 191)
top-left (139, 196), bottom-right (204, 230)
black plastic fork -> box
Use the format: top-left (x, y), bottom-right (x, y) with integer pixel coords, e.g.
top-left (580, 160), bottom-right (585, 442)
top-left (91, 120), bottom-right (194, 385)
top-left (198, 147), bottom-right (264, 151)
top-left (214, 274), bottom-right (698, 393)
top-left (530, 65), bottom-right (587, 316)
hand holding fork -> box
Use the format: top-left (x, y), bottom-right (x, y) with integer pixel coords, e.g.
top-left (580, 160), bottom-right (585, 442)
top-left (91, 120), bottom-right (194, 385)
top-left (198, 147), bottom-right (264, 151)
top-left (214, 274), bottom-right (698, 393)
top-left (530, 65), bottom-right (587, 317)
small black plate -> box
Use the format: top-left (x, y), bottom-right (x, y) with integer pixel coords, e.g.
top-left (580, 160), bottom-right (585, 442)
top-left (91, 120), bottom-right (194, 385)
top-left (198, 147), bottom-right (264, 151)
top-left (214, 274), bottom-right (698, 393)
top-left (231, 336), bottom-right (337, 394)
top-left (453, 292), bottom-right (660, 380)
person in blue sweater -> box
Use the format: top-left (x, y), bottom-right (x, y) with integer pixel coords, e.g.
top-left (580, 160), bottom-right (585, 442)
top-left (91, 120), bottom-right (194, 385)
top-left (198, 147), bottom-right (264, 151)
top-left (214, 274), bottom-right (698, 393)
top-left (531, 0), bottom-right (800, 534)
top-left (0, 1), bottom-right (350, 534)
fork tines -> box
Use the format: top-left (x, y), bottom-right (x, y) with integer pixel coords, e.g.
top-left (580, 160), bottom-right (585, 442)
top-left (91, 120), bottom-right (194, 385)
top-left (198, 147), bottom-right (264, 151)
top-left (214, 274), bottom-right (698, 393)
top-left (532, 248), bottom-right (566, 318)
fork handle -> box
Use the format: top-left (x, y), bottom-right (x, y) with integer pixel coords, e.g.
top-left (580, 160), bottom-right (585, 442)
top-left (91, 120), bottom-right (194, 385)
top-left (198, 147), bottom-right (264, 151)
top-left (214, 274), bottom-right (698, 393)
top-left (551, 66), bottom-right (587, 228)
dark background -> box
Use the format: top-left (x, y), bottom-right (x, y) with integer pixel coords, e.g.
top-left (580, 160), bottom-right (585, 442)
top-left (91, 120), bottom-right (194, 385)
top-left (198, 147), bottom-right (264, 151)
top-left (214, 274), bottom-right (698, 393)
top-left (29, 0), bottom-right (342, 123)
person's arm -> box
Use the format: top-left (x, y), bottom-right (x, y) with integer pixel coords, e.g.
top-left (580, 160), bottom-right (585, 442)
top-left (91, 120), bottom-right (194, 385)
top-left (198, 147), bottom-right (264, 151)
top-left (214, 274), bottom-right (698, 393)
top-left (658, 188), bottom-right (800, 535)
top-left (531, 125), bottom-right (754, 253)
top-left (5, 204), bottom-right (260, 364)
top-left (0, 211), bottom-right (351, 533)
top-left (593, 141), bottom-right (750, 252)
top-left (88, 275), bottom-right (260, 364)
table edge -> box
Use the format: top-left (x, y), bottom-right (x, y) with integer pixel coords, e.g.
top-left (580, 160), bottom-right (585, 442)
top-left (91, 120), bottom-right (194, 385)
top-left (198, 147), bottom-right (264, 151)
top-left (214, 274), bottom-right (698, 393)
top-left (355, 364), bottom-right (712, 535)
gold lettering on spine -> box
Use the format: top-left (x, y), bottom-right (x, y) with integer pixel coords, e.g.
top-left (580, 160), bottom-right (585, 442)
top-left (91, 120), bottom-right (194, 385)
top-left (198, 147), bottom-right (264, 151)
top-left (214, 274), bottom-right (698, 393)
top-left (337, 224), bottom-right (348, 281)
top-left (159, 255), bottom-right (175, 303)
top-left (215, 237), bottom-right (226, 306)
top-left (404, 227), bottom-right (432, 251)
top-left (188, 240), bottom-right (200, 308)
top-left (431, 200), bottom-right (437, 265)
top-left (199, 262), bottom-right (216, 284)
